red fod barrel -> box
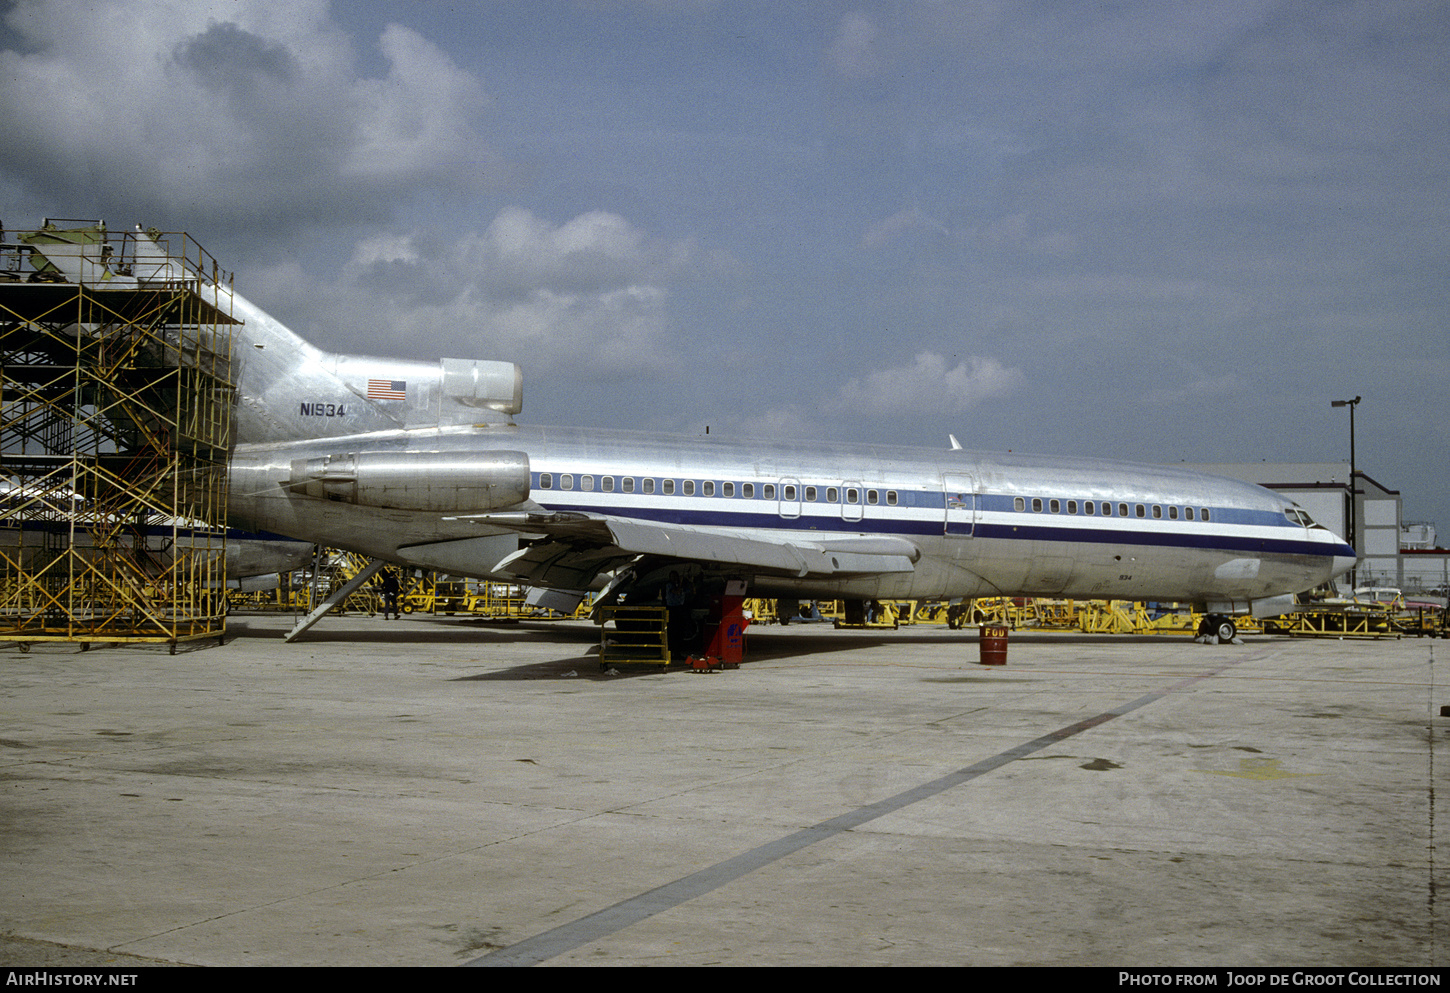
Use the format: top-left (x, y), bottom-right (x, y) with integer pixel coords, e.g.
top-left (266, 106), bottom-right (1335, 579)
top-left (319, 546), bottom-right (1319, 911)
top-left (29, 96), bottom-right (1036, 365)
top-left (978, 624), bottom-right (1008, 665)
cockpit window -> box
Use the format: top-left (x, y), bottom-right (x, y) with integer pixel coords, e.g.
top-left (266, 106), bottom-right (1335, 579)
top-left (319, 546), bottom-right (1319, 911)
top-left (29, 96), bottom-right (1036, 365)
top-left (1284, 507), bottom-right (1317, 527)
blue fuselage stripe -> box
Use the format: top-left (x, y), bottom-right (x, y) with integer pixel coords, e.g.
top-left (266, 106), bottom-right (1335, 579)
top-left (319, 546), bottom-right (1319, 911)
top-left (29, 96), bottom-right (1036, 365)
top-left (529, 498), bottom-right (1345, 561)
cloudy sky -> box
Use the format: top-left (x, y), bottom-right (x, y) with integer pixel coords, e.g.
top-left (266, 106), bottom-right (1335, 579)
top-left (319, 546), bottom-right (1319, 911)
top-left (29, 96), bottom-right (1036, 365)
top-left (3, 0), bottom-right (1447, 534)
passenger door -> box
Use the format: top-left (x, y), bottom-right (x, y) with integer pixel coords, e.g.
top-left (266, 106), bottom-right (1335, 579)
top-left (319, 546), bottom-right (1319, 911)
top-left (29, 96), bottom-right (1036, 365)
top-left (942, 472), bottom-right (977, 538)
top-left (777, 477), bottom-right (802, 520)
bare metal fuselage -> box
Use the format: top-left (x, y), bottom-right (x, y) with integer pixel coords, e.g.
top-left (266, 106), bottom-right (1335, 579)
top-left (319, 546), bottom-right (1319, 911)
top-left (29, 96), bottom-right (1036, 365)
top-left (228, 421), bottom-right (1355, 608)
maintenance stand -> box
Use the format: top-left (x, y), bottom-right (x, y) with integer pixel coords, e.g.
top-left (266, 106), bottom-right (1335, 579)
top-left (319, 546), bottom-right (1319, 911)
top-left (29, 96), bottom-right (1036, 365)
top-left (0, 220), bottom-right (236, 651)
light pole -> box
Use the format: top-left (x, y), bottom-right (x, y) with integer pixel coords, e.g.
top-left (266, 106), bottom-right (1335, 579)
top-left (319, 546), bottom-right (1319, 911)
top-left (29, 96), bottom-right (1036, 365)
top-left (1331, 396), bottom-right (1361, 583)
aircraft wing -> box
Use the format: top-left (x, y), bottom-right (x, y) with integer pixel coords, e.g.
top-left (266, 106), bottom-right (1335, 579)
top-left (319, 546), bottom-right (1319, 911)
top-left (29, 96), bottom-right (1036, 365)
top-left (436, 511), bottom-right (919, 589)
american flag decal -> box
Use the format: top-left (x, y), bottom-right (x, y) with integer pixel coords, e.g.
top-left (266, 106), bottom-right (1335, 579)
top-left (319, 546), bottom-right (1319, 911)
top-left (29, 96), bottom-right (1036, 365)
top-left (367, 379), bottom-right (406, 401)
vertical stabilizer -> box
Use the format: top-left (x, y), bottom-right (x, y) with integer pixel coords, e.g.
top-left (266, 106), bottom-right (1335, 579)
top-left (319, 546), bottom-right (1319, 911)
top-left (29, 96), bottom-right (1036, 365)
top-left (129, 229), bottom-right (523, 444)
top-left (222, 288), bottom-right (522, 445)
top-left (20, 222), bottom-right (523, 446)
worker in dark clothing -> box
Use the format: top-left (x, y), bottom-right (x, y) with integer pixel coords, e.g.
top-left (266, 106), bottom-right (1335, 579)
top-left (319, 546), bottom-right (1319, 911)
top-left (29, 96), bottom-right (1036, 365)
top-left (379, 568), bottom-right (401, 619)
top-left (664, 570), bottom-right (692, 651)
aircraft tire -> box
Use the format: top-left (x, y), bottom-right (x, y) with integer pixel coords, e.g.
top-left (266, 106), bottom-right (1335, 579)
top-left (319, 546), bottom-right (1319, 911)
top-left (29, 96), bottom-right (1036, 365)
top-left (1200, 615), bottom-right (1237, 641)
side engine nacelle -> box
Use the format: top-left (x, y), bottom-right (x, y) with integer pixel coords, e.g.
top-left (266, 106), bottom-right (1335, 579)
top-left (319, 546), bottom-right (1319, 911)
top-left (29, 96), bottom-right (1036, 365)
top-left (287, 450), bottom-right (530, 513)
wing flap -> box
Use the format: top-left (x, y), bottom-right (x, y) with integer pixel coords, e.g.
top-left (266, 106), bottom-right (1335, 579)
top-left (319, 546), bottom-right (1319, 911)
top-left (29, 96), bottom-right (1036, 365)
top-left (601, 518), bottom-right (916, 576)
top-left (444, 511), bottom-right (919, 583)
top-left (492, 540), bottom-right (637, 590)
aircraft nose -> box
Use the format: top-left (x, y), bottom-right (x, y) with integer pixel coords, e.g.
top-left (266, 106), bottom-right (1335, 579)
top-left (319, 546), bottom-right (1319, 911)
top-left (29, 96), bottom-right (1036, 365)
top-left (1330, 552), bottom-right (1357, 581)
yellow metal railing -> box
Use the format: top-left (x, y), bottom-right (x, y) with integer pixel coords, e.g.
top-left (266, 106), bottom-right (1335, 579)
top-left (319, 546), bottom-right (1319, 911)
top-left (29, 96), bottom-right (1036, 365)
top-left (597, 604), bottom-right (670, 668)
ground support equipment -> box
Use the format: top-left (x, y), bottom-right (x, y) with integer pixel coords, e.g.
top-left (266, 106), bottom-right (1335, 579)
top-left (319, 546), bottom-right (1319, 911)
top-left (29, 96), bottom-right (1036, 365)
top-left (1260, 605), bottom-right (1399, 639)
top-left (597, 604), bottom-right (671, 669)
top-left (685, 583), bottom-right (749, 671)
top-left (1, 222), bottom-right (234, 652)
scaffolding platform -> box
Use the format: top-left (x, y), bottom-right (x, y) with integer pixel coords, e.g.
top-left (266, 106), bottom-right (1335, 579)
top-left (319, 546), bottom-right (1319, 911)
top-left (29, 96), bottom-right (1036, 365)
top-left (597, 604), bottom-right (671, 669)
top-left (1, 220), bottom-right (236, 649)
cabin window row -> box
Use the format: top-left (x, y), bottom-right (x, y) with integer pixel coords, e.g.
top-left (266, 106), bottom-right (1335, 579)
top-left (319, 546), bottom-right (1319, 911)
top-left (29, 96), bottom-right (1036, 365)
top-left (536, 473), bottom-right (898, 506)
top-left (1011, 497), bottom-right (1212, 522)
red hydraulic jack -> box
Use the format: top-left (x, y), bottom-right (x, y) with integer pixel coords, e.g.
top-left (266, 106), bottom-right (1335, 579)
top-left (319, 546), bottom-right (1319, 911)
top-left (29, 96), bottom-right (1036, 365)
top-left (688, 580), bottom-right (750, 672)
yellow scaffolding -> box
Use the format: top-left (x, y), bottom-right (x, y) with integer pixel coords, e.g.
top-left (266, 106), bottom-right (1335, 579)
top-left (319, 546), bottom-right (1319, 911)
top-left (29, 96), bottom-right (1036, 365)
top-left (1, 222), bottom-right (235, 649)
top-left (597, 604), bottom-right (671, 668)
top-left (225, 574), bottom-right (309, 613)
top-left (1259, 605), bottom-right (1400, 639)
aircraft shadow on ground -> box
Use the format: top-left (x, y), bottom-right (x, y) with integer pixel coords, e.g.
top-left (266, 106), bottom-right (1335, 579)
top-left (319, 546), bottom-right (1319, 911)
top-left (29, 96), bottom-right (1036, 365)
top-left (224, 616), bottom-right (595, 645)
top-left (220, 617), bottom-right (1237, 683)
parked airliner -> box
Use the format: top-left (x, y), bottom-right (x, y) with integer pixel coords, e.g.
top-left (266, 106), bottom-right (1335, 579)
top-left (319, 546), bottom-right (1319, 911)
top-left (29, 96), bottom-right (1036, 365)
top-left (32, 226), bottom-right (1359, 642)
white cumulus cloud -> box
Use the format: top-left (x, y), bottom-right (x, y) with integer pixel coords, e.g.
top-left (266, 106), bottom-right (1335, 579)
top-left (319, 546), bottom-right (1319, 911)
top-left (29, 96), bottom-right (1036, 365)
top-left (835, 351), bottom-right (1025, 416)
top-left (312, 208), bottom-right (710, 378)
top-left (0, 0), bottom-right (498, 232)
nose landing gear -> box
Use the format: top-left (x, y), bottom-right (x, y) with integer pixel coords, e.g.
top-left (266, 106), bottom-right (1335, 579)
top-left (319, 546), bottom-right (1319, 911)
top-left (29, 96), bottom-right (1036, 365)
top-left (1197, 614), bottom-right (1238, 643)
